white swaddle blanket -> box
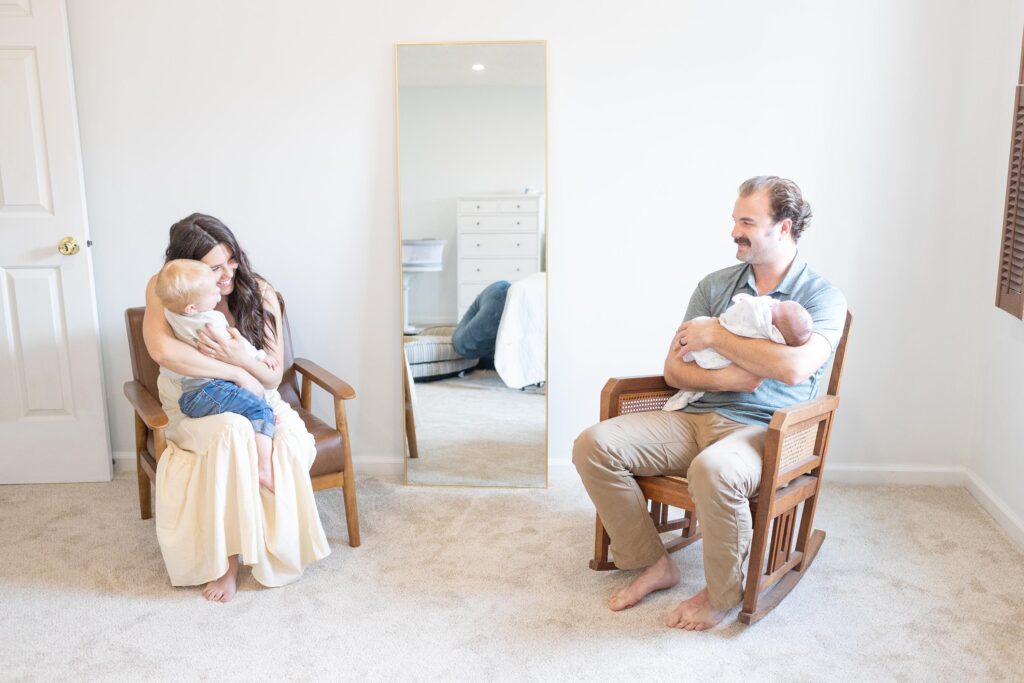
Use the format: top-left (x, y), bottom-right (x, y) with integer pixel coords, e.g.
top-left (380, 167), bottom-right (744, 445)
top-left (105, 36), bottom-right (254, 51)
top-left (662, 293), bottom-right (786, 412)
top-left (495, 272), bottom-right (546, 389)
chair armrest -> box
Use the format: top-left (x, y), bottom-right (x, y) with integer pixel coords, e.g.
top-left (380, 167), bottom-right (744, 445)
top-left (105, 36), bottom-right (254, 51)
top-left (123, 380), bottom-right (169, 430)
top-left (762, 395), bottom-right (840, 487)
top-left (293, 358), bottom-right (357, 401)
top-left (768, 395), bottom-right (839, 432)
top-left (601, 375), bottom-right (674, 420)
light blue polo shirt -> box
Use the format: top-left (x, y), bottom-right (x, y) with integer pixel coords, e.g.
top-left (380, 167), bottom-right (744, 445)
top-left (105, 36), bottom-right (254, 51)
top-left (681, 253), bottom-right (847, 426)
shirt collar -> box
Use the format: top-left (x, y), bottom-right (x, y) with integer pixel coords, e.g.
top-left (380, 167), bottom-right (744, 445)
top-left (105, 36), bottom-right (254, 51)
top-left (742, 251), bottom-right (805, 297)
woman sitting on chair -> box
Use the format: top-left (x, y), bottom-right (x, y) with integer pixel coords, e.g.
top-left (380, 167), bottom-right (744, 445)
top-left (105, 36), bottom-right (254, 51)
top-left (142, 213), bottom-right (330, 602)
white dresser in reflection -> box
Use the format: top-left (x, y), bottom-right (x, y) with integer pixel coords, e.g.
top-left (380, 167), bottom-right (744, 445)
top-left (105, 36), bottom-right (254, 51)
top-left (456, 194), bottom-right (545, 319)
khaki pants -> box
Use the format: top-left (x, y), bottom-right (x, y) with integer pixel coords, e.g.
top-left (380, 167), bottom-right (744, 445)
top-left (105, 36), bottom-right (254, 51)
top-left (572, 410), bottom-right (766, 610)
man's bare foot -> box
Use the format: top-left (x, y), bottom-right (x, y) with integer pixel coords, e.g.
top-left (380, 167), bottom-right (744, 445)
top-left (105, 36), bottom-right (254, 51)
top-left (608, 553), bottom-right (680, 611)
top-left (202, 555), bottom-right (239, 603)
top-left (665, 587), bottom-right (730, 630)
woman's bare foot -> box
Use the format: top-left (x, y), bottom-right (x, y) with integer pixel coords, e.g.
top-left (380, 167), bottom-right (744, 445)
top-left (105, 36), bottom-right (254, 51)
top-left (202, 555), bottom-right (239, 603)
top-left (665, 587), bottom-right (730, 630)
top-left (608, 553), bottom-right (680, 611)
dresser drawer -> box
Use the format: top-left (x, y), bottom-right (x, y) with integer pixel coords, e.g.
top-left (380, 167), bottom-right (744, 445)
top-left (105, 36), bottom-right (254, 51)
top-left (459, 234), bottom-right (537, 258)
top-left (459, 200), bottom-right (498, 214)
top-left (460, 258), bottom-right (537, 283)
top-left (458, 283), bottom-right (490, 309)
top-left (498, 198), bottom-right (539, 213)
top-left (457, 215), bottom-right (538, 233)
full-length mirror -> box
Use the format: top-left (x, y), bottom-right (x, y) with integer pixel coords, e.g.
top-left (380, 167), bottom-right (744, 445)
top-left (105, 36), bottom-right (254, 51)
top-left (396, 41), bottom-right (547, 487)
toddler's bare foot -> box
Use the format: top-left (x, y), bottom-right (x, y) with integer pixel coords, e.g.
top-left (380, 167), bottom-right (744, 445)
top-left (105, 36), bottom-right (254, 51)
top-left (258, 459), bottom-right (275, 493)
top-left (665, 587), bottom-right (730, 630)
top-left (202, 555), bottom-right (239, 603)
top-left (608, 553), bottom-right (680, 611)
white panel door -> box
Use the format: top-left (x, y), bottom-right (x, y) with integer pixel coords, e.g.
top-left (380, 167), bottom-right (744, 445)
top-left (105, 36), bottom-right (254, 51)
top-left (0, 0), bottom-right (111, 482)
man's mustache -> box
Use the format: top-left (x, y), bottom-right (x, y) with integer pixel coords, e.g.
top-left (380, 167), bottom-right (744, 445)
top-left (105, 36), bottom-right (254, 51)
top-left (734, 238), bottom-right (750, 246)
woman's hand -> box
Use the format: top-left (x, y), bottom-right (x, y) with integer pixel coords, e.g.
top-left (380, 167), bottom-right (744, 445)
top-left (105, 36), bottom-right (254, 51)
top-left (196, 326), bottom-right (252, 368)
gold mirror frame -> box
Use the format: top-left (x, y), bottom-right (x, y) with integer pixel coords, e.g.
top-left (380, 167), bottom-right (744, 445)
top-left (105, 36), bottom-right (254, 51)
top-left (394, 40), bottom-right (549, 488)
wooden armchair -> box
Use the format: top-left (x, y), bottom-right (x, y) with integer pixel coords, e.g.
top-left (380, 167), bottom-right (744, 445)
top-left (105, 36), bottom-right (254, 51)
top-left (590, 311), bottom-right (852, 624)
top-left (122, 303), bottom-right (361, 547)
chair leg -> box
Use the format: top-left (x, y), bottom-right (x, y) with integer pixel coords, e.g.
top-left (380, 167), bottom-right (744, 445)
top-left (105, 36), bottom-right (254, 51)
top-left (134, 414), bottom-right (152, 520)
top-left (739, 529), bottom-right (825, 625)
top-left (405, 402), bottom-right (418, 459)
top-left (589, 514), bottom-right (616, 570)
top-left (740, 506), bottom-right (772, 620)
top-left (137, 455), bottom-right (152, 520)
top-left (334, 398), bottom-right (361, 547)
top-left (342, 463), bottom-right (360, 547)
top-left (403, 359), bottom-right (418, 459)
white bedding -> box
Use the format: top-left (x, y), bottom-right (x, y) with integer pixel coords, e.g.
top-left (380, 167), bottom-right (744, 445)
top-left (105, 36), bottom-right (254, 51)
top-left (495, 272), bottom-right (546, 388)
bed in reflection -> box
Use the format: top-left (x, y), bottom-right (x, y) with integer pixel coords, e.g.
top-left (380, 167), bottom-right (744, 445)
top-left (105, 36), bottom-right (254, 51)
top-left (403, 274), bottom-right (545, 487)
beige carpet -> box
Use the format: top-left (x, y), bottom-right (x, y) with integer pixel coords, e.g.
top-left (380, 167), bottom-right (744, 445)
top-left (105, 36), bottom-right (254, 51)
top-left (2, 469), bottom-right (1023, 681)
top-left (408, 370), bottom-right (546, 487)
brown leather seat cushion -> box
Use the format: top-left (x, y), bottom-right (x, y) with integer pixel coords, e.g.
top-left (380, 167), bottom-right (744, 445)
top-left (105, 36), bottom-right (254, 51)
top-left (144, 403), bottom-right (344, 477)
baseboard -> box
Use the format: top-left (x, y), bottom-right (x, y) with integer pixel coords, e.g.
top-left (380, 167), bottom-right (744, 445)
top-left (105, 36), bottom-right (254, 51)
top-left (353, 456), bottom-right (404, 481)
top-left (825, 464), bottom-right (966, 486)
top-left (113, 451), bottom-right (136, 473)
top-left (112, 450), bottom-right (405, 481)
top-left (964, 470), bottom-right (1024, 550)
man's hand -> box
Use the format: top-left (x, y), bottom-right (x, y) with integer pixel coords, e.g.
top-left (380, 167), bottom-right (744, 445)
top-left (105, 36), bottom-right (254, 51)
top-left (676, 317), bottom-right (722, 355)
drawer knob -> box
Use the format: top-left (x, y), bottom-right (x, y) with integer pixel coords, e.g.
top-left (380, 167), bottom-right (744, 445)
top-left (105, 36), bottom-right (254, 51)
top-left (476, 243), bottom-right (481, 247)
top-left (516, 221), bottom-right (521, 225)
top-left (476, 205), bottom-right (481, 209)
top-left (476, 221), bottom-right (480, 226)
top-left (476, 268), bottom-right (481, 272)
top-left (515, 268), bottom-right (520, 272)
top-left (516, 242), bottom-right (521, 247)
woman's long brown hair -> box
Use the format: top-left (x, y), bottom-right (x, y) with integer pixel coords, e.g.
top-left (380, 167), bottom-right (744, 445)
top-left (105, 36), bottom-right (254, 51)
top-left (164, 213), bottom-right (277, 350)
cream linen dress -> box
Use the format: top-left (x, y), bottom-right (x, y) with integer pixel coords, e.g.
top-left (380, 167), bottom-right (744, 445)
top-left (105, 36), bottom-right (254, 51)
top-left (154, 373), bottom-right (331, 587)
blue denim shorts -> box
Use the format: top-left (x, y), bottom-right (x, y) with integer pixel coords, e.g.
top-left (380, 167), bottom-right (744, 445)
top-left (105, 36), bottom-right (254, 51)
top-left (179, 378), bottom-right (275, 438)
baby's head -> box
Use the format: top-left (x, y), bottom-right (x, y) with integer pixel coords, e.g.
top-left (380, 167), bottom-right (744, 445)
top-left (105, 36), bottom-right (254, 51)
top-left (156, 259), bottom-right (221, 315)
top-left (770, 300), bottom-right (813, 346)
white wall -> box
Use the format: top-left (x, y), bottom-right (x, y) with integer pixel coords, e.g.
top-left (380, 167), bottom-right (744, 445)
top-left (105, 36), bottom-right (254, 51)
top-left (65, 1), bottom-right (1016, 496)
top-left (399, 85), bottom-right (545, 324)
top-left (959, 1), bottom-right (1024, 541)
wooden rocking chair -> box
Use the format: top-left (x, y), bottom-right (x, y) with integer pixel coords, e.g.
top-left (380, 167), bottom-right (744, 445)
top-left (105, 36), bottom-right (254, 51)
top-left (589, 311), bottom-right (852, 624)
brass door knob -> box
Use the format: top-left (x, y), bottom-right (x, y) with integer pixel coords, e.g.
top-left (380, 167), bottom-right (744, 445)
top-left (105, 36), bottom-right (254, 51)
top-left (58, 236), bottom-right (80, 256)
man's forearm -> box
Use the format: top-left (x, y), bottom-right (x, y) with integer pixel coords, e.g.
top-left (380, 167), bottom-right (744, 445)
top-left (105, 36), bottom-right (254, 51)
top-left (711, 331), bottom-right (827, 385)
top-left (664, 353), bottom-right (762, 393)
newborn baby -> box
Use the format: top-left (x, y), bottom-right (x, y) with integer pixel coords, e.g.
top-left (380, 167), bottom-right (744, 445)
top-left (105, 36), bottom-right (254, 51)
top-left (662, 293), bottom-right (814, 412)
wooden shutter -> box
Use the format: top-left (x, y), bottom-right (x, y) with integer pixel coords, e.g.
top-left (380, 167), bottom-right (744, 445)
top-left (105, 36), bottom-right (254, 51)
top-left (997, 39), bottom-right (1024, 318)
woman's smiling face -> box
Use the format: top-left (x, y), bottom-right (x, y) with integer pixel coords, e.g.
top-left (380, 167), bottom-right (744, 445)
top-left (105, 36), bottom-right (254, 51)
top-left (200, 243), bottom-right (238, 296)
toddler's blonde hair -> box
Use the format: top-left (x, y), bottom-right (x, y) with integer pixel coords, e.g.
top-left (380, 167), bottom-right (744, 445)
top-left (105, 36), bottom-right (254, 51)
top-left (156, 259), bottom-right (215, 314)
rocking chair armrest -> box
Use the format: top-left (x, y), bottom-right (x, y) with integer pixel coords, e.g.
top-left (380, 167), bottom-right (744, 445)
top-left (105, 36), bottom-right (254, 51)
top-left (767, 395), bottom-right (839, 433)
top-left (293, 358), bottom-right (357, 401)
top-left (602, 375), bottom-right (674, 395)
top-left (601, 375), bottom-right (675, 421)
top-left (123, 380), bottom-right (169, 430)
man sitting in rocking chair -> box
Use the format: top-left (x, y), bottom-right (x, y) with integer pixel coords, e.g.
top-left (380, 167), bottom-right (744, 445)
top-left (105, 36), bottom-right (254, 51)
top-left (572, 176), bottom-right (847, 630)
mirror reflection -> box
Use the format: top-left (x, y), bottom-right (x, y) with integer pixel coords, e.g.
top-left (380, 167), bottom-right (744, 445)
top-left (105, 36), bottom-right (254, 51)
top-left (396, 41), bottom-right (547, 487)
